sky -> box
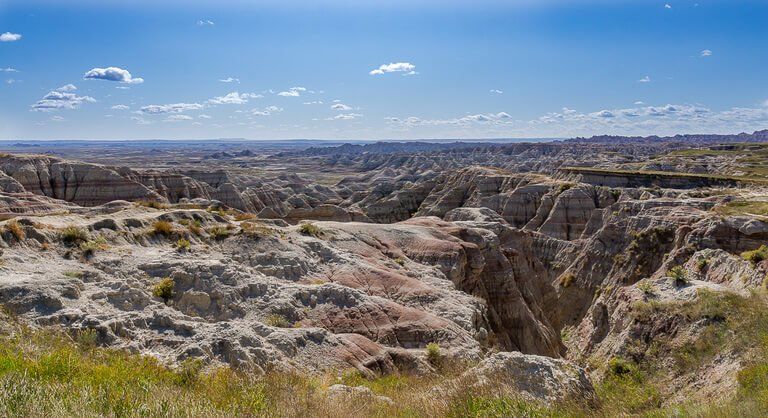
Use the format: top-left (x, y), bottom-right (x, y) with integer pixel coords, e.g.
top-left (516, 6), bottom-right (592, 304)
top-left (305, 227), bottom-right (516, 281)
top-left (1, 0), bottom-right (767, 140)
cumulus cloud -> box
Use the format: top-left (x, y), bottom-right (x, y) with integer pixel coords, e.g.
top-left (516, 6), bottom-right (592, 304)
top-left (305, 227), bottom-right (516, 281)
top-left (277, 87), bottom-right (306, 97)
top-left (0, 32), bottom-right (21, 42)
top-left (638, 76), bottom-right (651, 83)
top-left (490, 89), bottom-right (504, 94)
top-left (700, 49), bottom-right (713, 57)
top-left (303, 101), bottom-right (324, 105)
top-left (386, 112), bottom-right (511, 127)
top-left (218, 77), bottom-right (239, 83)
top-left (131, 116), bottom-right (150, 125)
top-left (139, 103), bottom-right (203, 114)
top-left (370, 62), bottom-right (417, 76)
top-left (329, 113), bottom-right (363, 120)
top-left (197, 20), bottom-right (215, 26)
top-left (251, 106), bottom-right (283, 116)
top-left (664, 3), bottom-right (672, 9)
top-left (31, 84), bottom-right (96, 112)
top-left (331, 103), bottom-right (352, 111)
top-left (207, 92), bottom-right (262, 105)
top-left (165, 115), bottom-right (194, 122)
top-left (0, 67), bottom-right (18, 72)
top-left (198, 114), bottom-right (212, 119)
top-left (84, 67), bottom-right (144, 84)
top-left (111, 104), bottom-right (130, 110)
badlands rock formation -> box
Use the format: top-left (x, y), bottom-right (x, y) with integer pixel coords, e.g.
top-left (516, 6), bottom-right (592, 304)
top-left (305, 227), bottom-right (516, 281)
top-left (1, 141), bottom-right (767, 405)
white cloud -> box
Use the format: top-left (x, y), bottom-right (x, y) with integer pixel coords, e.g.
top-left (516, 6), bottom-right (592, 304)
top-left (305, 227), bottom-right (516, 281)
top-left (331, 103), bottom-right (352, 111)
top-left (0, 32), bottom-right (21, 42)
top-left (277, 87), bottom-right (306, 97)
top-left (198, 114), bottom-right (212, 119)
top-left (219, 77), bottom-right (239, 83)
top-left (590, 110), bottom-right (616, 118)
top-left (303, 101), bottom-right (324, 105)
top-left (6, 78), bottom-right (18, 85)
top-left (111, 104), bottom-right (130, 110)
top-left (50, 115), bottom-right (65, 122)
top-left (635, 101), bottom-right (645, 105)
top-left (207, 92), bottom-right (262, 105)
top-left (165, 115), bottom-right (194, 122)
top-left (700, 49), bottom-right (713, 57)
top-left (131, 116), bottom-right (150, 125)
top-left (638, 76), bottom-right (651, 83)
top-left (31, 85), bottom-right (96, 112)
top-left (0, 67), bottom-right (18, 72)
top-left (664, 3), bottom-right (672, 9)
top-left (490, 89), bottom-right (504, 94)
top-left (386, 112), bottom-right (512, 127)
top-left (197, 20), bottom-right (214, 26)
top-left (370, 62), bottom-right (417, 76)
top-left (139, 103), bottom-right (203, 114)
top-left (84, 67), bottom-right (144, 84)
top-left (251, 105), bottom-right (283, 116)
top-left (329, 113), bottom-right (363, 120)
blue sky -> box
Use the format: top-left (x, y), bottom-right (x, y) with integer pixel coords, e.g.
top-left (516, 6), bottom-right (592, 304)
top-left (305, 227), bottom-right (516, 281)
top-left (1, 0), bottom-right (767, 140)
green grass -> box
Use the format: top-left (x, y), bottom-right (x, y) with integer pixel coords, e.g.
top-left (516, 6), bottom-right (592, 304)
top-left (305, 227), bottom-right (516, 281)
top-left (60, 226), bottom-right (89, 245)
top-left (4, 290), bottom-right (768, 417)
top-left (298, 223), bottom-right (322, 237)
top-left (742, 245), bottom-right (768, 265)
top-left (714, 201), bottom-right (768, 217)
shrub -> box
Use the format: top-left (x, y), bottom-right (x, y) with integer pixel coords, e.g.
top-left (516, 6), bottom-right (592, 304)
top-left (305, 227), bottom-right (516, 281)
top-left (394, 257), bottom-right (406, 266)
top-left (180, 219), bottom-right (203, 236)
top-left (4, 219), bottom-right (25, 241)
top-left (241, 222), bottom-right (276, 239)
top-left (76, 328), bottom-right (99, 349)
top-left (608, 357), bottom-right (635, 377)
top-left (559, 272), bottom-right (575, 288)
top-left (298, 223), bottom-right (321, 237)
top-left (637, 280), bottom-right (655, 296)
top-left (426, 342), bottom-right (442, 367)
top-left (61, 226), bottom-right (89, 245)
top-left (668, 266), bottom-right (688, 286)
top-left (79, 237), bottom-right (108, 257)
top-left (264, 314), bottom-right (291, 328)
top-left (207, 226), bottom-right (231, 240)
top-left (742, 245), bottom-right (768, 265)
top-left (136, 200), bottom-right (169, 210)
top-left (233, 212), bottom-right (258, 221)
top-left (152, 277), bottom-right (175, 301)
top-left (696, 257), bottom-right (709, 271)
top-left (175, 358), bottom-right (205, 387)
top-left (152, 220), bottom-right (174, 237)
top-left (175, 238), bottom-right (191, 251)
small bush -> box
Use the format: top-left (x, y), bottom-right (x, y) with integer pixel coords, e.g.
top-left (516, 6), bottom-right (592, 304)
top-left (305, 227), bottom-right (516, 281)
top-left (298, 223), bottom-right (321, 237)
top-left (152, 277), bottom-right (175, 301)
top-left (608, 357), bottom-right (636, 377)
top-left (394, 257), bottom-right (406, 266)
top-left (696, 257), bottom-right (709, 271)
top-left (668, 266), bottom-right (688, 286)
top-left (742, 245), bottom-right (768, 265)
top-left (241, 222), bottom-right (276, 239)
top-left (175, 238), bottom-right (191, 251)
top-left (152, 220), bottom-right (174, 237)
top-left (207, 226), bottom-right (231, 240)
top-left (264, 314), bottom-right (291, 328)
top-left (175, 358), bottom-right (205, 387)
top-left (79, 237), bottom-right (108, 257)
top-left (426, 342), bottom-right (442, 367)
top-left (76, 328), bottom-right (99, 349)
top-left (61, 226), bottom-right (89, 245)
top-left (559, 272), bottom-right (575, 288)
top-left (233, 212), bottom-right (258, 221)
top-left (136, 200), bottom-right (169, 210)
top-left (4, 219), bottom-right (25, 241)
top-left (637, 280), bottom-right (655, 296)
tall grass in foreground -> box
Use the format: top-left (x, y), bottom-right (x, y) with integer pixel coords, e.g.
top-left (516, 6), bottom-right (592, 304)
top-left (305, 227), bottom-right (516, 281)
top-left (3, 289), bottom-right (768, 417)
